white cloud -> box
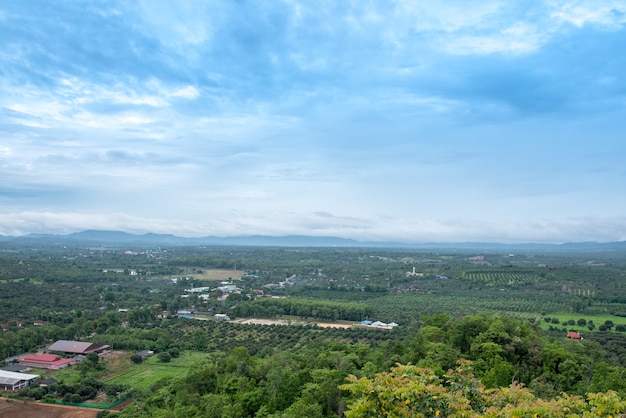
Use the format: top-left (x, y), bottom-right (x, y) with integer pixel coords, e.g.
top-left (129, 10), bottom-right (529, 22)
top-left (551, 1), bottom-right (626, 28)
top-left (1, 1), bottom-right (625, 244)
top-left (1, 76), bottom-right (203, 134)
top-left (443, 30), bottom-right (542, 55)
top-left (401, 1), bottom-right (504, 33)
top-left (36, 109), bottom-right (156, 129)
top-left (1, 211), bottom-right (625, 244)
top-left (169, 85), bottom-right (199, 99)
top-left (6, 101), bottom-right (70, 120)
top-left (136, 0), bottom-right (213, 47)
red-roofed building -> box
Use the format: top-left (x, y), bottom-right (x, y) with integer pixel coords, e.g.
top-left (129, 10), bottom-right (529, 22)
top-left (567, 331), bottom-right (583, 340)
top-left (19, 353), bottom-right (76, 370)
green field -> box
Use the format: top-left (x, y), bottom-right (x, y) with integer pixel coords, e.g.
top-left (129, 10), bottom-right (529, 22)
top-left (462, 271), bottom-right (541, 287)
top-left (42, 364), bottom-right (84, 384)
top-left (104, 351), bottom-right (209, 391)
top-left (538, 313), bottom-right (626, 333)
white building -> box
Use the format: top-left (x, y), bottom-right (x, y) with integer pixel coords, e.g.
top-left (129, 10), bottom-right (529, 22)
top-left (0, 370), bottom-right (39, 391)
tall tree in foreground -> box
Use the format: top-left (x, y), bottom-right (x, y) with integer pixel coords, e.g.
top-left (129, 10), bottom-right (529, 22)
top-left (340, 361), bottom-right (626, 417)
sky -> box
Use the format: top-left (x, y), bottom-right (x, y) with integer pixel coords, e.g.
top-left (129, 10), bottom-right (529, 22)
top-left (1, 1), bottom-right (625, 243)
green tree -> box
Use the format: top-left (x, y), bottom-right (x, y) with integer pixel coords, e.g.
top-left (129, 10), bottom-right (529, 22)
top-left (340, 361), bottom-right (626, 417)
top-left (158, 351), bottom-right (171, 363)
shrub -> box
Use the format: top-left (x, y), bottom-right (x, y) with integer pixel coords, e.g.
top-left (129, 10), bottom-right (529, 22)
top-left (69, 393), bottom-right (83, 404)
top-left (158, 351), bottom-right (172, 363)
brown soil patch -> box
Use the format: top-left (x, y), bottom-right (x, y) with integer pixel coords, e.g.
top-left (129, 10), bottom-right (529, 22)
top-left (99, 350), bottom-right (126, 362)
top-left (233, 318), bottom-right (354, 328)
top-left (0, 398), bottom-right (99, 418)
top-left (315, 323), bottom-right (353, 329)
top-left (236, 318), bottom-right (289, 325)
top-left (183, 268), bottom-right (245, 280)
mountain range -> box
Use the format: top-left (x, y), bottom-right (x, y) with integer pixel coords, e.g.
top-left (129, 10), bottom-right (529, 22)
top-left (1, 230), bottom-right (626, 252)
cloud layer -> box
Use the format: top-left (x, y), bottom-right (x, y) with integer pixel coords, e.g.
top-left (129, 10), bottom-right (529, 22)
top-left (1, 1), bottom-right (625, 243)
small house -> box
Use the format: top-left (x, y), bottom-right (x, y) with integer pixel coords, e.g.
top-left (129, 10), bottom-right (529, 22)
top-left (567, 331), bottom-right (583, 340)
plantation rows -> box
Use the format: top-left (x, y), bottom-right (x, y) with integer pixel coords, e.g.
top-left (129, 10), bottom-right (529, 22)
top-left (233, 297), bottom-right (372, 322)
top-left (200, 321), bottom-right (405, 354)
top-left (462, 271), bottom-right (541, 287)
top-left (95, 319), bottom-right (409, 358)
top-left (369, 293), bottom-right (572, 324)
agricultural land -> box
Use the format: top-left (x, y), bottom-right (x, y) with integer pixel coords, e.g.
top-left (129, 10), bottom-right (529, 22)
top-left (1, 240), bottom-right (626, 416)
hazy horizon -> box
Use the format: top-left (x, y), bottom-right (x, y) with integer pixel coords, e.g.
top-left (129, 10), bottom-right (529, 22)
top-left (1, 1), bottom-right (625, 244)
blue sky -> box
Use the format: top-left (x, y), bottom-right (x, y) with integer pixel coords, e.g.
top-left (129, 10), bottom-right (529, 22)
top-left (1, 1), bottom-right (625, 243)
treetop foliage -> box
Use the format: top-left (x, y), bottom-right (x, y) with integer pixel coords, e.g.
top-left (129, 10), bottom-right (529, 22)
top-left (340, 361), bottom-right (626, 417)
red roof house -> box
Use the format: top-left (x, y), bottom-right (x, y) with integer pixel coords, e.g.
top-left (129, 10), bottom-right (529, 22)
top-left (19, 354), bottom-right (76, 370)
top-left (567, 331), bottom-right (583, 340)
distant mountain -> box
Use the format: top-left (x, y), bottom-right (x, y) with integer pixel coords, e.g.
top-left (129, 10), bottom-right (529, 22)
top-left (2, 230), bottom-right (363, 248)
top-left (68, 230), bottom-right (180, 243)
top-left (0, 230), bottom-right (625, 251)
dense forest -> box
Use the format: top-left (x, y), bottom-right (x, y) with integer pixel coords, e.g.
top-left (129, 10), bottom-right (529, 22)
top-left (2, 242), bottom-right (626, 416)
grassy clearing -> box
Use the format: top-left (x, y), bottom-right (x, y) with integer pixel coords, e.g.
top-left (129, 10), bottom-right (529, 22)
top-left (43, 366), bottom-right (85, 384)
top-left (104, 351), bottom-right (209, 391)
top-left (538, 313), bottom-right (626, 333)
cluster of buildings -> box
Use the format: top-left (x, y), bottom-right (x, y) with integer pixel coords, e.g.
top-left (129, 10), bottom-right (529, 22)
top-left (181, 281), bottom-right (241, 302)
top-left (360, 320), bottom-right (399, 329)
top-left (0, 340), bottom-right (110, 392)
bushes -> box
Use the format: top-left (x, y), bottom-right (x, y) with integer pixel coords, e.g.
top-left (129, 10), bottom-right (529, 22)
top-left (158, 351), bottom-right (171, 362)
top-left (18, 378), bottom-right (130, 404)
top-left (20, 387), bottom-right (44, 400)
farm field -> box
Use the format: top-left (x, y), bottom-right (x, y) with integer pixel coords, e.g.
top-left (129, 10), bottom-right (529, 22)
top-left (43, 365), bottom-right (84, 385)
top-left (2, 243), bottom-right (626, 417)
top-left (538, 313), bottom-right (626, 332)
top-left (462, 270), bottom-right (541, 287)
top-left (104, 351), bottom-right (209, 391)
top-left (0, 398), bottom-right (98, 418)
top-left (180, 268), bottom-right (245, 281)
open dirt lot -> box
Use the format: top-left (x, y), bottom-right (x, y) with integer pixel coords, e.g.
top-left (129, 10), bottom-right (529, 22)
top-left (236, 318), bottom-right (289, 325)
top-left (0, 398), bottom-right (99, 418)
top-left (99, 350), bottom-right (126, 361)
top-left (233, 318), bottom-right (353, 328)
top-left (184, 268), bottom-right (245, 280)
top-left (315, 323), bottom-right (353, 328)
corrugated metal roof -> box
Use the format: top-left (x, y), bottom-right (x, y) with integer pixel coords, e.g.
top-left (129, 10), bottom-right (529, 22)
top-left (48, 340), bottom-right (95, 353)
top-left (0, 370), bottom-right (39, 385)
